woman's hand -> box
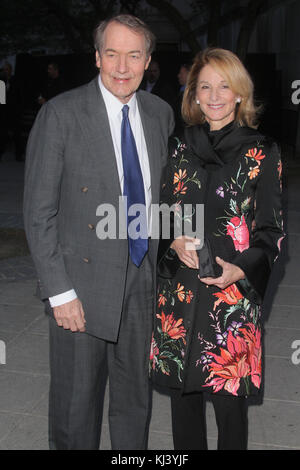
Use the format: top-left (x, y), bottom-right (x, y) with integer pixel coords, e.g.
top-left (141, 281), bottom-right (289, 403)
top-left (170, 236), bottom-right (200, 269)
top-left (199, 256), bottom-right (245, 289)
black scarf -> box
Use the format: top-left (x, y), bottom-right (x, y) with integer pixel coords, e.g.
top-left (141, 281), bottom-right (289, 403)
top-left (184, 120), bottom-right (266, 171)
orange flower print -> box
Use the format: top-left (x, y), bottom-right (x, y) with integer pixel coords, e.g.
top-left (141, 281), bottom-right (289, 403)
top-left (175, 283), bottom-right (185, 302)
top-left (246, 148), bottom-right (265, 163)
top-left (158, 293), bottom-right (167, 308)
top-left (173, 169), bottom-right (187, 184)
top-left (157, 311), bottom-right (186, 341)
top-left (186, 290), bottom-right (194, 304)
top-left (173, 181), bottom-right (187, 195)
top-left (240, 323), bottom-right (262, 389)
top-left (213, 284), bottom-right (243, 311)
top-left (203, 324), bottom-right (261, 395)
top-left (204, 330), bottom-right (250, 395)
top-left (248, 165), bottom-right (260, 180)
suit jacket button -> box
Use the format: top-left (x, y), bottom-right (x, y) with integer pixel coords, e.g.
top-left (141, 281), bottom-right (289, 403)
top-left (83, 257), bottom-right (90, 263)
top-left (81, 187), bottom-right (88, 193)
top-left (88, 224), bottom-right (95, 230)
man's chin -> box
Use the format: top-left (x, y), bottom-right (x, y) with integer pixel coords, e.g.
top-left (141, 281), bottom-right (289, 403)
top-left (113, 88), bottom-right (138, 104)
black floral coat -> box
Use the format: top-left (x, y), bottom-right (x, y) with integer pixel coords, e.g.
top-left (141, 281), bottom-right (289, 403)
top-left (150, 121), bottom-right (284, 397)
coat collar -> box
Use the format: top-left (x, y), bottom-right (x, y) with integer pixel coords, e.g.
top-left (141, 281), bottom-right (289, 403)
top-left (184, 121), bottom-right (265, 170)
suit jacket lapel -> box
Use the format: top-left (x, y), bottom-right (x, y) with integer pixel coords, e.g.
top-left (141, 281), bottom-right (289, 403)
top-left (77, 77), bottom-right (122, 196)
top-left (137, 92), bottom-right (161, 206)
top-left (77, 80), bottom-right (162, 206)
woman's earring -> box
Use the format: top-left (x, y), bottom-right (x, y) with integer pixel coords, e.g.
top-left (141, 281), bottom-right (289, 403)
top-left (236, 97), bottom-right (241, 103)
top-left (196, 99), bottom-right (200, 105)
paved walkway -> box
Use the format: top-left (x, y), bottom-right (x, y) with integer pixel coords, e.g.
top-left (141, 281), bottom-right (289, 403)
top-left (0, 148), bottom-right (300, 450)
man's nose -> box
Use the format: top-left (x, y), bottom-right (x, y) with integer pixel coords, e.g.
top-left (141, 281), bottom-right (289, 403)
top-left (116, 55), bottom-right (128, 73)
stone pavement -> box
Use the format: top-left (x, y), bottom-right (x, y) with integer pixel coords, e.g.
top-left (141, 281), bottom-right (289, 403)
top-left (0, 148), bottom-right (300, 451)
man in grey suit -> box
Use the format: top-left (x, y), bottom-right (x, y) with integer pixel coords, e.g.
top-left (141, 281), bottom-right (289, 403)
top-left (24, 14), bottom-right (174, 450)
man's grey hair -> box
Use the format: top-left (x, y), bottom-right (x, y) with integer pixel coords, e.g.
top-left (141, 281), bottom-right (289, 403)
top-left (93, 14), bottom-right (156, 59)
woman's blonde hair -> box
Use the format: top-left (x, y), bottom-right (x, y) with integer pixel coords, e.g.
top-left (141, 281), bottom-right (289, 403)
top-left (182, 47), bottom-right (261, 128)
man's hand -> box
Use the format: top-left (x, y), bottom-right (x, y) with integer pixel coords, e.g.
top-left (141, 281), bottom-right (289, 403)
top-left (53, 298), bottom-right (86, 332)
top-left (199, 256), bottom-right (245, 289)
top-left (170, 236), bottom-right (200, 269)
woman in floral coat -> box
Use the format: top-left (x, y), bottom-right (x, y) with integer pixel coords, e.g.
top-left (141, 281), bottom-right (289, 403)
top-left (150, 48), bottom-right (284, 450)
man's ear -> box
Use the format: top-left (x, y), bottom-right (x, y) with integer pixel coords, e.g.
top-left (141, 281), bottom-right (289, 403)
top-left (95, 50), bottom-right (101, 70)
top-left (145, 55), bottom-right (151, 71)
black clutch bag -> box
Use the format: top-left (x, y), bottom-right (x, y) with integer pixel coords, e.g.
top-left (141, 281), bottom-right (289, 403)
top-left (198, 238), bottom-right (222, 278)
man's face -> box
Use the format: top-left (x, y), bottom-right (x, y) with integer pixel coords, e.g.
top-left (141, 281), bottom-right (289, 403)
top-left (178, 66), bottom-right (189, 86)
top-left (48, 64), bottom-right (58, 79)
top-left (96, 22), bottom-right (151, 104)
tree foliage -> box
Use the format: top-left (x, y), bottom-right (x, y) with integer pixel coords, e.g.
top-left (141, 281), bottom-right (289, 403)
top-left (0, 0), bottom-right (284, 60)
top-left (0, 0), bottom-right (120, 57)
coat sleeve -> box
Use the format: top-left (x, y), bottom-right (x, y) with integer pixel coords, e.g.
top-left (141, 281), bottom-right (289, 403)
top-left (23, 101), bottom-right (74, 299)
top-left (233, 141), bottom-right (285, 304)
top-left (157, 137), bottom-right (182, 278)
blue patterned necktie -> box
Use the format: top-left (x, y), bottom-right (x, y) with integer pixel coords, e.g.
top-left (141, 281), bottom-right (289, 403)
top-left (121, 104), bottom-right (148, 267)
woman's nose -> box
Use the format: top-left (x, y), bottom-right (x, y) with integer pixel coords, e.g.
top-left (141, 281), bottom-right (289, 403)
top-left (209, 87), bottom-right (219, 102)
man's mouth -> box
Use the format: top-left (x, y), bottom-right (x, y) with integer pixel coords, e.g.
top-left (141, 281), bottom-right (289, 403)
top-left (113, 77), bottom-right (131, 83)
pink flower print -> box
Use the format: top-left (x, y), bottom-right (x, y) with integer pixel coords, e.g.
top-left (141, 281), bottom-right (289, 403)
top-left (216, 331), bottom-right (228, 347)
top-left (216, 186), bottom-right (224, 198)
top-left (226, 215), bottom-right (249, 252)
top-left (277, 236), bottom-right (284, 252)
top-left (149, 334), bottom-right (159, 370)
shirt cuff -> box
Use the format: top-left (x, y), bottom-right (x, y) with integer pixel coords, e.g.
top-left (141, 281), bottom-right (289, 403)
top-left (49, 289), bottom-right (78, 307)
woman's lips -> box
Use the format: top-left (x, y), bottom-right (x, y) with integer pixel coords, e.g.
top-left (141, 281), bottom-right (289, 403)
top-left (207, 104), bottom-right (224, 109)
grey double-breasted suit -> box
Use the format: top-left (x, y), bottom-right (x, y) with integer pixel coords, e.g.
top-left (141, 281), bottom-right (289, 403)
top-left (24, 77), bottom-right (174, 340)
top-left (23, 76), bottom-right (174, 449)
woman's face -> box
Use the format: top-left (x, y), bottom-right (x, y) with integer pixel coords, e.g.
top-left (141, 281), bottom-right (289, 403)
top-left (196, 64), bottom-right (240, 131)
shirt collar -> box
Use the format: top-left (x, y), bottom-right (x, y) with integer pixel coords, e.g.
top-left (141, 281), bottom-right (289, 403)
top-left (98, 74), bottom-right (137, 120)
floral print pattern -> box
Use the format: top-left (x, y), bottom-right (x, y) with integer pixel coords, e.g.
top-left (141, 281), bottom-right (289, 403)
top-left (226, 215), bottom-right (249, 252)
top-left (151, 134), bottom-right (284, 397)
top-left (150, 308), bottom-right (188, 382)
top-left (203, 323), bottom-right (261, 396)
